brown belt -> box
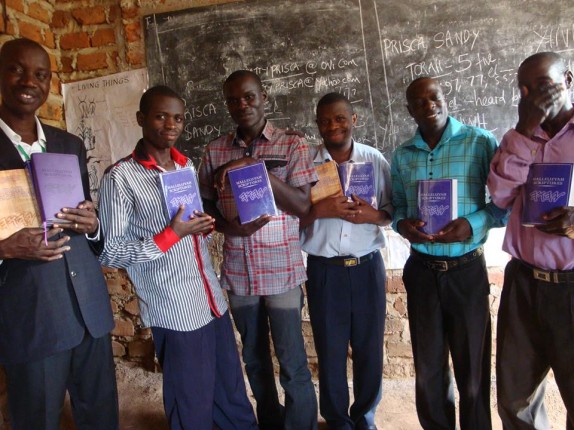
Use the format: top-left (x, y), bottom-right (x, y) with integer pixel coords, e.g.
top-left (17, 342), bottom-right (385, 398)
top-left (411, 247), bottom-right (484, 272)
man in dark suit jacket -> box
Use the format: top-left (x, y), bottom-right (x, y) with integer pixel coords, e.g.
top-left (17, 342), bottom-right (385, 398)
top-left (0, 38), bottom-right (118, 430)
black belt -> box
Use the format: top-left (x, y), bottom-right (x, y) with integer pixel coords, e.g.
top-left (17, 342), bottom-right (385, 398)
top-left (307, 250), bottom-right (378, 267)
top-left (516, 259), bottom-right (574, 284)
top-left (411, 247), bottom-right (484, 272)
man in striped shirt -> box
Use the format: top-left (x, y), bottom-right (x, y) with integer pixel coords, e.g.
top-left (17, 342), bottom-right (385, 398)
top-left (98, 86), bottom-right (257, 430)
top-left (391, 77), bottom-right (507, 430)
top-left (199, 70), bottom-right (318, 430)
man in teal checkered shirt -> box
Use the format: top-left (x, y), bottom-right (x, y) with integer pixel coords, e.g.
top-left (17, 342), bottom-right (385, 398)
top-left (391, 76), bottom-right (507, 430)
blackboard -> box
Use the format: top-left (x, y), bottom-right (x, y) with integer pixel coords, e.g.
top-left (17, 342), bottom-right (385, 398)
top-left (144, 0), bottom-right (574, 164)
top-left (374, 0), bottom-right (574, 152)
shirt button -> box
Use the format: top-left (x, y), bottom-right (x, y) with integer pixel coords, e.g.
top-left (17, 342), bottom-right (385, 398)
top-left (245, 250), bottom-right (251, 255)
top-left (70, 271), bottom-right (77, 278)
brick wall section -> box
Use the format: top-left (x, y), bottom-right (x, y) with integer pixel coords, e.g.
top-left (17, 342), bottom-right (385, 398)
top-left (51, 0), bottom-right (122, 88)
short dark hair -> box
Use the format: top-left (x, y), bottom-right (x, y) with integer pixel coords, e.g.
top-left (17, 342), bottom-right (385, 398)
top-left (316, 92), bottom-right (354, 115)
top-left (139, 85), bottom-right (183, 113)
top-left (223, 70), bottom-right (264, 91)
top-left (405, 76), bottom-right (436, 101)
top-left (519, 51), bottom-right (568, 75)
top-left (0, 37), bottom-right (48, 63)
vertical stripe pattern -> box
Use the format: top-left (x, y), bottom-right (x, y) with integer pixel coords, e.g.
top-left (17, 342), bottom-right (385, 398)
top-left (99, 154), bottom-right (227, 331)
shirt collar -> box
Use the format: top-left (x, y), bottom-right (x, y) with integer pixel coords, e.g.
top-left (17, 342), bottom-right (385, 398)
top-left (313, 139), bottom-right (358, 164)
top-left (232, 120), bottom-right (273, 147)
top-left (131, 139), bottom-right (188, 170)
top-left (532, 114), bottom-right (574, 142)
top-left (406, 116), bottom-right (463, 151)
top-left (347, 139), bottom-right (360, 163)
top-left (0, 115), bottom-right (47, 149)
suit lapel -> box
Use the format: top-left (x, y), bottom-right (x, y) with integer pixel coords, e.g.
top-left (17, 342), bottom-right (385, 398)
top-left (0, 127), bottom-right (26, 170)
top-left (43, 123), bottom-right (66, 154)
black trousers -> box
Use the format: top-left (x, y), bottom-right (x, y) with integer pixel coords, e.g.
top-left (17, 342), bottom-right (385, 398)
top-left (3, 332), bottom-right (118, 430)
top-left (307, 252), bottom-right (386, 430)
top-left (403, 253), bottom-right (492, 430)
top-left (496, 259), bottom-right (574, 430)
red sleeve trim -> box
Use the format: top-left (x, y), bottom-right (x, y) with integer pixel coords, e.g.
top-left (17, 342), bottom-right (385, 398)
top-left (153, 226), bottom-right (180, 252)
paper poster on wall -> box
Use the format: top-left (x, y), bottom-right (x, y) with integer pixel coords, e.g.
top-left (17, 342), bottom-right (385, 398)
top-left (62, 69), bottom-right (149, 204)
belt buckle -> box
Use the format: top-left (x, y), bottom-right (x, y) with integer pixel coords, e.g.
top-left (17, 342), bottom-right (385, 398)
top-left (430, 260), bottom-right (449, 271)
top-left (344, 258), bottom-right (358, 267)
top-left (533, 269), bottom-right (551, 282)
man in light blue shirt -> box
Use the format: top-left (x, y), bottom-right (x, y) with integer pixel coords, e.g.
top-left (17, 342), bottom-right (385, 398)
top-left (300, 92), bottom-right (393, 430)
top-left (391, 76), bottom-right (507, 430)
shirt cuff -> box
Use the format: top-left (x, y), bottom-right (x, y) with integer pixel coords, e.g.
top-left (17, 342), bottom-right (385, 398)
top-left (462, 211), bottom-right (484, 243)
top-left (391, 213), bottom-right (406, 233)
top-left (153, 226), bottom-right (180, 252)
top-left (85, 219), bottom-right (101, 241)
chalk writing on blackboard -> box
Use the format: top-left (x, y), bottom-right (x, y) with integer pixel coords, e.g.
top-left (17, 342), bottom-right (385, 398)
top-left (144, 0), bottom-right (574, 164)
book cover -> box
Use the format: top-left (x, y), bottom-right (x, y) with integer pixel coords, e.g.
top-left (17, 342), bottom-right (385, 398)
top-left (310, 160), bottom-right (344, 204)
top-left (29, 152), bottom-right (85, 225)
top-left (0, 169), bottom-right (42, 239)
top-left (338, 161), bottom-right (377, 208)
top-left (228, 160), bottom-right (278, 224)
top-left (158, 167), bottom-right (204, 221)
top-left (417, 179), bottom-right (458, 235)
top-left (522, 163), bottom-right (574, 226)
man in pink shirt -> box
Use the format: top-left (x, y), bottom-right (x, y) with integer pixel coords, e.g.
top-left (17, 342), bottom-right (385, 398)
top-left (488, 52), bottom-right (574, 429)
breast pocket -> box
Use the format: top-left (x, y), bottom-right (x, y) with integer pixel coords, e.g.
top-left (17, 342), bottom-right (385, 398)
top-left (265, 159), bottom-right (288, 182)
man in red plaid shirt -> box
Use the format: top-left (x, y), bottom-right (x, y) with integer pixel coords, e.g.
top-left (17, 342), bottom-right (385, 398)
top-left (199, 70), bottom-right (318, 430)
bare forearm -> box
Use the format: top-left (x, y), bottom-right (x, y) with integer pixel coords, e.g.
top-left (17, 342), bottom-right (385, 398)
top-left (299, 205), bottom-right (320, 228)
top-left (268, 175), bottom-right (311, 217)
top-left (373, 210), bottom-right (392, 227)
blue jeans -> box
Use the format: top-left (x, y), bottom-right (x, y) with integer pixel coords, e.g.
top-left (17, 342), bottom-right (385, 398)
top-left (228, 286), bottom-right (318, 430)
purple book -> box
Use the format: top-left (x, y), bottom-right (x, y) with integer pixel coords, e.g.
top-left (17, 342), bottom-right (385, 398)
top-left (228, 160), bottom-right (278, 224)
top-left (158, 167), bottom-right (204, 221)
top-left (522, 163), bottom-right (574, 226)
top-left (29, 152), bottom-right (86, 225)
top-left (417, 179), bottom-right (458, 235)
top-left (337, 161), bottom-right (377, 208)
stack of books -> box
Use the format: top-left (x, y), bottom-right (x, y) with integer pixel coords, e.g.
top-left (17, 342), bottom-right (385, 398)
top-left (0, 153), bottom-right (85, 239)
top-left (311, 161), bottom-right (377, 208)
